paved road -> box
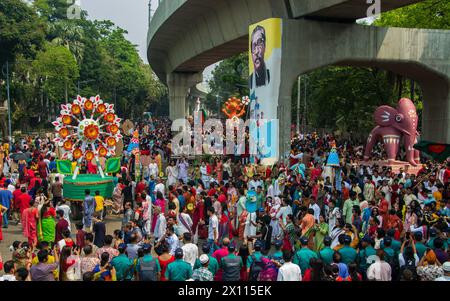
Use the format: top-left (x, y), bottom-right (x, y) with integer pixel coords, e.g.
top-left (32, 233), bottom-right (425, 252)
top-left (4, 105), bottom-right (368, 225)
top-left (0, 214), bottom-right (123, 275)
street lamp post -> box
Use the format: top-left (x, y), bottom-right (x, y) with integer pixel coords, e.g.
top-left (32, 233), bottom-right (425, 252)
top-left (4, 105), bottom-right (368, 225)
top-left (3, 62), bottom-right (12, 149)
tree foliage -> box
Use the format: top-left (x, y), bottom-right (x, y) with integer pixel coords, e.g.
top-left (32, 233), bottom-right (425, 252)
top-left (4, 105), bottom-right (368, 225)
top-left (0, 0), bottom-right (166, 134)
top-left (206, 53), bottom-right (249, 114)
top-left (0, 0), bottom-right (46, 68)
top-left (374, 0), bottom-right (450, 29)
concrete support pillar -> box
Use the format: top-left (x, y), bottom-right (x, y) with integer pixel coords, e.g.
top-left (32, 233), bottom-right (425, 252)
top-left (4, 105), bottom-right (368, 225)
top-left (167, 72), bottom-right (202, 121)
top-left (421, 79), bottom-right (450, 144)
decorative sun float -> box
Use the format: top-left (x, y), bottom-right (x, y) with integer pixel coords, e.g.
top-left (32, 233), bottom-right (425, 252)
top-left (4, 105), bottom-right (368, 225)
top-left (52, 95), bottom-right (122, 204)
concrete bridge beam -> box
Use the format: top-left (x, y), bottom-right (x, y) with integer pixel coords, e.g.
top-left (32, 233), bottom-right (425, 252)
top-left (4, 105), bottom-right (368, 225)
top-left (167, 72), bottom-right (203, 121)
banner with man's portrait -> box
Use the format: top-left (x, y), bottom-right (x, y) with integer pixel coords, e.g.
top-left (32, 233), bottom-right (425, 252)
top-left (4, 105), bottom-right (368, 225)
top-left (248, 18), bottom-right (282, 165)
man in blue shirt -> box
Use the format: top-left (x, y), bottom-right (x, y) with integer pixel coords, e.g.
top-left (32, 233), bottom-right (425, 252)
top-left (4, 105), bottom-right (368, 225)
top-left (338, 235), bottom-right (357, 265)
top-left (411, 231), bottom-right (427, 259)
top-left (83, 189), bottom-right (95, 231)
top-left (246, 241), bottom-right (267, 272)
top-left (166, 248), bottom-right (193, 281)
top-left (319, 236), bottom-right (334, 265)
top-left (293, 237), bottom-right (318, 275)
top-left (0, 183), bottom-right (13, 228)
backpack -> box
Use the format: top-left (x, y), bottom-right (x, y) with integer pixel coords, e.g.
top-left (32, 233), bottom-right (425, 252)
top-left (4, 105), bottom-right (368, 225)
top-left (258, 261), bottom-right (278, 281)
top-left (385, 253), bottom-right (399, 280)
top-left (248, 255), bottom-right (266, 281)
top-left (399, 258), bottom-right (418, 281)
top-left (138, 258), bottom-right (158, 281)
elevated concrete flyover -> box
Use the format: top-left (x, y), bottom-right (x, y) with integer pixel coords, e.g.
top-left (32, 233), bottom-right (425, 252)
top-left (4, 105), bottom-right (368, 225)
top-left (275, 20), bottom-right (450, 157)
top-left (148, 0), bottom-right (423, 85)
top-left (147, 0), bottom-right (450, 160)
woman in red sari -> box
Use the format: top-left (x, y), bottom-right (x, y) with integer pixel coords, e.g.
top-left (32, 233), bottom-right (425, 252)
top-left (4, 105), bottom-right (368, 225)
top-left (192, 194), bottom-right (205, 242)
top-left (22, 199), bottom-right (39, 247)
top-left (238, 210), bottom-right (248, 241)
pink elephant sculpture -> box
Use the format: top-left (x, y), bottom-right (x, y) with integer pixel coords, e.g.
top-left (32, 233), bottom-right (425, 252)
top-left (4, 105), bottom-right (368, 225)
top-left (364, 98), bottom-right (420, 166)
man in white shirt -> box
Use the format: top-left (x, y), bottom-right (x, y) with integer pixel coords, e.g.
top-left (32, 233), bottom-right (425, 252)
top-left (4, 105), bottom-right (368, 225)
top-left (148, 158), bottom-right (159, 179)
top-left (367, 250), bottom-right (392, 281)
top-left (277, 251), bottom-right (302, 281)
top-left (6, 180), bottom-right (15, 193)
top-left (207, 207), bottom-right (219, 248)
top-left (309, 199), bottom-right (321, 223)
top-left (154, 178), bottom-right (165, 197)
top-left (56, 199), bottom-right (72, 229)
top-left (0, 261), bottom-right (17, 281)
top-left (181, 233), bottom-right (198, 268)
top-left (165, 226), bottom-right (180, 256)
top-left (244, 211), bottom-right (257, 243)
top-left (153, 206), bottom-right (166, 241)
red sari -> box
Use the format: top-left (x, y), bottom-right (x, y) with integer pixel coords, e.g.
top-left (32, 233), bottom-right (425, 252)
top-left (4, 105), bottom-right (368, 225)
top-left (192, 200), bottom-right (205, 238)
top-left (22, 207), bottom-right (38, 246)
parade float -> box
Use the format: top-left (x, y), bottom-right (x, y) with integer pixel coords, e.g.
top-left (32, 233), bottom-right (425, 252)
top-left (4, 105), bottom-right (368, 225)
top-left (52, 95), bottom-right (122, 218)
top-left (363, 98), bottom-right (422, 174)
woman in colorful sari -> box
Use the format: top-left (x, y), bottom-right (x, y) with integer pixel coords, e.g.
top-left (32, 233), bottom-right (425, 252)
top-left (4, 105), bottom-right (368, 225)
top-left (38, 200), bottom-right (56, 244)
top-left (238, 209), bottom-right (248, 241)
top-left (314, 214), bottom-right (329, 252)
top-left (301, 208), bottom-right (316, 250)
top-left (218, 202), bottom-right (232, 241)
top-left (269, 197), bottom-right (282, 240)
top-left (112, 182), bottom-right (123, 215)
top-left (151, 191), bottom-right (166, 233)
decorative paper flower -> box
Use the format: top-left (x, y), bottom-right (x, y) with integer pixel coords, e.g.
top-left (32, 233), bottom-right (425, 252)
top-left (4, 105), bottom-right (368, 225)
top-left (85, 151), bottom-right (94, 161)
top-left (106, 137), bottom-right (117, 147)
top-left (73, 148), bottom-right (83, 160)
top-left (59, 128), bottom-right (69, 138)
top-left (71, 104), bottom-right (81, 115)
top-left (98, 146), bottom-right (108, 157)
top-left (62, 115), bottom-right (72, 125)
top-left (96, 103), bottom-right (106, 114)
top-left (63, 140), bottom-right (73, 151)
top-left (105, 113), bottom-right (115, 123)
top-left (84, 124), bottom-right (99, 140)
top-left (84, 100), bottom-right (94, 111)
top-left (108, 124), bottom-right (119, 134)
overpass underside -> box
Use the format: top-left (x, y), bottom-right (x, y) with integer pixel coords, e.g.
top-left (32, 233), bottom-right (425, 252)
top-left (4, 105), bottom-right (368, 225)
top-left (148, 0), bottom-right (450, 162)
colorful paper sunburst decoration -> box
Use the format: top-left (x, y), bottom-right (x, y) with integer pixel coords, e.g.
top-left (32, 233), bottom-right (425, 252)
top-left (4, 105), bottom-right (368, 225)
top-left (52, 95), bottom-right (122, 161)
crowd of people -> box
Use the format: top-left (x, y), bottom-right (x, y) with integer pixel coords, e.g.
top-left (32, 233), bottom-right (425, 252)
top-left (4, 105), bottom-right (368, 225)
top-left (0, 118), bottom-right (449, 282)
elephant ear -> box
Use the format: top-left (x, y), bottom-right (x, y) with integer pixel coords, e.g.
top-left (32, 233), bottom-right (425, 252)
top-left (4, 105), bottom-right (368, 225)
top-left (374, 106), bottom-right (398, 127)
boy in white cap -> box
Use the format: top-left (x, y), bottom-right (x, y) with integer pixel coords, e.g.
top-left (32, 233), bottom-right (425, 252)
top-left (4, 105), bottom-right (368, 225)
top-left (192, 254), bottom-right (213, 281)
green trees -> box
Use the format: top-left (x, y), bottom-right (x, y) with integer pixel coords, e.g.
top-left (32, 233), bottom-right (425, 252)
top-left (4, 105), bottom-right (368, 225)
top-left (0, 0), bottom-right (165, 134)
top-left (0, 0), bottom-right (45, 68)
top-left (374, 0), bottom-right (450, 29)
top-left (206, 53), bottom-right (249, 114)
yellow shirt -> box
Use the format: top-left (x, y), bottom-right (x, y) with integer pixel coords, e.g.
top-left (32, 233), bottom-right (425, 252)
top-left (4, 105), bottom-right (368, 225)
top-left (32, 255), bottom-right (58, 279)
top-left (94, 195), bottom-right (105, 212)
top-left (433, 191), bottom-right (442, 210)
